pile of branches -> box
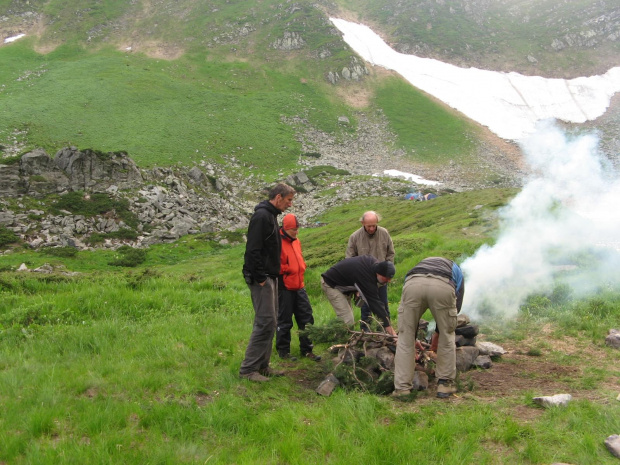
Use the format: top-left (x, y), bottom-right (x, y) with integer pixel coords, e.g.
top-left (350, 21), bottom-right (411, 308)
top-left (301, 319), bottom-right (435, 395)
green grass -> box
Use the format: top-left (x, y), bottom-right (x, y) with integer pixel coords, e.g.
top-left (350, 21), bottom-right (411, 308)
top-left (373, 77), bottom-right (479, 162)
top-left (0, 0), bottom-right (507, 179)
top-left (0, 42), bottom-right (353, 175)
top-left (0, 190), bottom-right (618, 463)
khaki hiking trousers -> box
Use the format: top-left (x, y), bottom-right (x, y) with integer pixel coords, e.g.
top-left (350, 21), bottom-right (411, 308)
top-left (394, 274), bottom-right (458, 391)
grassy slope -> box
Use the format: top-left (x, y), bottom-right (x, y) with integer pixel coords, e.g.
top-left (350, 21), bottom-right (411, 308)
top-left (1, 0), bottom-right (492, 175)
top-left (330, 0), bottom-right (620, 77)
top-left (0, 189), bottom-right (619, 463)
top-left (0, 40), bottom-right (352, 174)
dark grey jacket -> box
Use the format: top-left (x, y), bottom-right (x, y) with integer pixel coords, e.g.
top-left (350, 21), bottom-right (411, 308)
top-left (322, 255), bottom-right (391, 327)
top-left (243, 200), bottom-right (282, 284)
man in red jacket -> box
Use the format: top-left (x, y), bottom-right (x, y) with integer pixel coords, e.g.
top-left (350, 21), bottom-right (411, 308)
top-left (276, 214), bottom-right (321, 362)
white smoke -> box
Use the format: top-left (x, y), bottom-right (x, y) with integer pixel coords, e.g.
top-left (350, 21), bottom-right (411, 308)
top-left (461, 120), bottom-right (620, 320)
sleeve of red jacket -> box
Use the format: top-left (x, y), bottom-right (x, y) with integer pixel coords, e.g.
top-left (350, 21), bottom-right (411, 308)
top-left (280, 244), bottom-right (290, 276)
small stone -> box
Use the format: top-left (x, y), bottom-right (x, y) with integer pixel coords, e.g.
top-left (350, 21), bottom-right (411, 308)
top-left (412, 371), bottom-right (428, 391)
top-left (533, 394), bottom-right (572, 408)
top-left (474, 355), bottom-right (493, 369)
top-left (605, 434), bottom-right (620, 459)
top-left (476, 341), bottom-right (506, 357)
top-left (605, 329), bottom-right (620, 349)
top-left (316, 373), bottom-right (340, 397)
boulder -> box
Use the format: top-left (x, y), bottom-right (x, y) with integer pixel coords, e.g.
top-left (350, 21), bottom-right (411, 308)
top-left (605, 434), bottom-right (620, 459)
top-left (605, 329), bottom-right (620, 349)
top-left (456, 346), bottom-right (480, 372)
top-left (476, 341), bottom-right (506, 357)
top-left (316, 373), bottom-right (340, 397)
top-left (533, 394), bottom-right (572, 408)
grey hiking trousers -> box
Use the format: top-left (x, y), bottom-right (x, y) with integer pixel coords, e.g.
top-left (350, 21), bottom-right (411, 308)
top-left (239, 277), bottom-right (278, 375)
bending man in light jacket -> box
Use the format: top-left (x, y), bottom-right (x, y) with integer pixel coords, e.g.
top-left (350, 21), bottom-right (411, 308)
top-left (393, 257), bottom-right (465, 398)
top-left (346, 211), bottom-right (395, 330)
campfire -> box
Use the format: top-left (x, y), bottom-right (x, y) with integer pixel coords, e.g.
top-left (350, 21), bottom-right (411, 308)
top-left (308, 315), bottom-right (505, 396)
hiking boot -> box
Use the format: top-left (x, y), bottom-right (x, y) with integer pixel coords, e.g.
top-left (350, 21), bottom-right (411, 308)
top-left (304, 352), bottom-right (322, 362)
top-left (278, 352), bottom-right (297, 361)
top-left (436, 380), bottom-right (457, 398)
top-left (259, 367), bottom-right (285, 377)
top-left (391, 389), bottom-right (411, 397)
top-left (239, 372), bottom-right (270, 382)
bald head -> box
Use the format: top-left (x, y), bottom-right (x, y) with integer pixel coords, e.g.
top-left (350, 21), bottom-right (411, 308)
top-left (360, 211), bottom-right (380, 235)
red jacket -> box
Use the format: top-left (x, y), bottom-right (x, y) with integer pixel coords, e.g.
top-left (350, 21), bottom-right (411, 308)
top-left (280, 228), bottom-right (306, 290)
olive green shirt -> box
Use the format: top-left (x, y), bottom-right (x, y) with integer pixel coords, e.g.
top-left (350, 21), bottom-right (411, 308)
top-left (345, 225), bottom-right (395, 262)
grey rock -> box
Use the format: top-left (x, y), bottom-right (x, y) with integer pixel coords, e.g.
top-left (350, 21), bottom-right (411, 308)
top-left (375, 346), bottom-right (395, 371)
top-left (476, 341), bottom-right (506, 357)
top-left (533, 393), bottom-right (572, 408)
top-left (271, 31), bottom-right (305, 50)
top-left (33, 263), bottom-right (54, 274)
top-left (605, 329), bottom-right (620, 349)
top-left (456, 346), bottom-right (480, 372)
top-left (605, 434), bottom-right (620, 459)
top-left (474, 355), bottom-right (493, 369)
top-left (316, 373), bottom-right (340, 397)
top-left (457, 313), bottom-right (471, 327)
top-left (412, 371), bottom-right (429, 391)
top-left (187, 166), bottom-right (206, 184)
top-left (0, 211), bottom-right (15, 226)
top-left (20, 149), bottom-right (53, 175)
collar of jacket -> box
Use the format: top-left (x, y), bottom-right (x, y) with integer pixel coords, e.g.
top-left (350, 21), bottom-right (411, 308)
top-left (280, 228), bottom-right (297, 241)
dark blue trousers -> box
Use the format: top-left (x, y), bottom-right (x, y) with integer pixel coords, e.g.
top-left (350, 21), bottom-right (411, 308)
top-left (276, 287), bottom-right (315, 356)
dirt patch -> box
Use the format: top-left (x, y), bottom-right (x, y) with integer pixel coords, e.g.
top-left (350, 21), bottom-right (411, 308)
top-left (118, 40), bottom-right (185, 60)
top-left (464, 352), bottom-right (580, 398)
top-left (285, 339), bottom-right (598, 412)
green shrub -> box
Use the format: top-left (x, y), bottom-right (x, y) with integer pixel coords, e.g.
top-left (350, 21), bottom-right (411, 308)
top-left (108, 245), bottom-right (147, 267)
top-left (0, 155), bottom-right (21, 165)
top-left (303, 165), bottom-right (350, 178)
top-left (41, 246), bottom-right (79, 258)
top-left (51, 191), bottom-right (139, 228)
top-left (0, 227), bottom-right (19, 247)
top-left (87, 228), bottom-right (139, 246)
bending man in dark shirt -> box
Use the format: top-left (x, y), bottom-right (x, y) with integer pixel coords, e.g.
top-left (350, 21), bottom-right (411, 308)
top-left (321, 255), bottom-right (397, 336)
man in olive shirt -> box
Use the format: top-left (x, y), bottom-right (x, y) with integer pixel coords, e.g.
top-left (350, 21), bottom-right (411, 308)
top-left (346, 211), bottom-right (395, 330)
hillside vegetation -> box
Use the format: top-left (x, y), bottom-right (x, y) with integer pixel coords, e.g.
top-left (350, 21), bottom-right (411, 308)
top-left (3, 0), bottom-right (619, 182)
top-left (331, 0), bottom-right (620, 78)
top-left (0, 189), bottom-right (619, 463)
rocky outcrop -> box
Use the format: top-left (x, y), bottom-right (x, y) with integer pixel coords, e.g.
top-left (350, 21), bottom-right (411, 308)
top-left (271, 31), bottom-right (306, 50)
top-left (53, 147), bottom-right (143, 191)
top-left (0, 109), bottom-right (523, 252)
top-left (327, 57), bottom-right (369, 84)
top-left (0, 147), bottom-right (259, 250)
top-left (1, 147), bottom-right (143, 198)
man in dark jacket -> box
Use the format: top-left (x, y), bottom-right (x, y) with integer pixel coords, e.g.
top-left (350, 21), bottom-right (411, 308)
top-left (239, 183), bottom-right (295, 382)
top-left (393, 257), bottom-right (465, 398)
top-left (321, 255), bottom-right (397, 336)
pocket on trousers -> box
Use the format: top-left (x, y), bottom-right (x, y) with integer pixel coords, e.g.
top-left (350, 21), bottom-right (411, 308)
top-left (447, 308), bottom-right (458, 332)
